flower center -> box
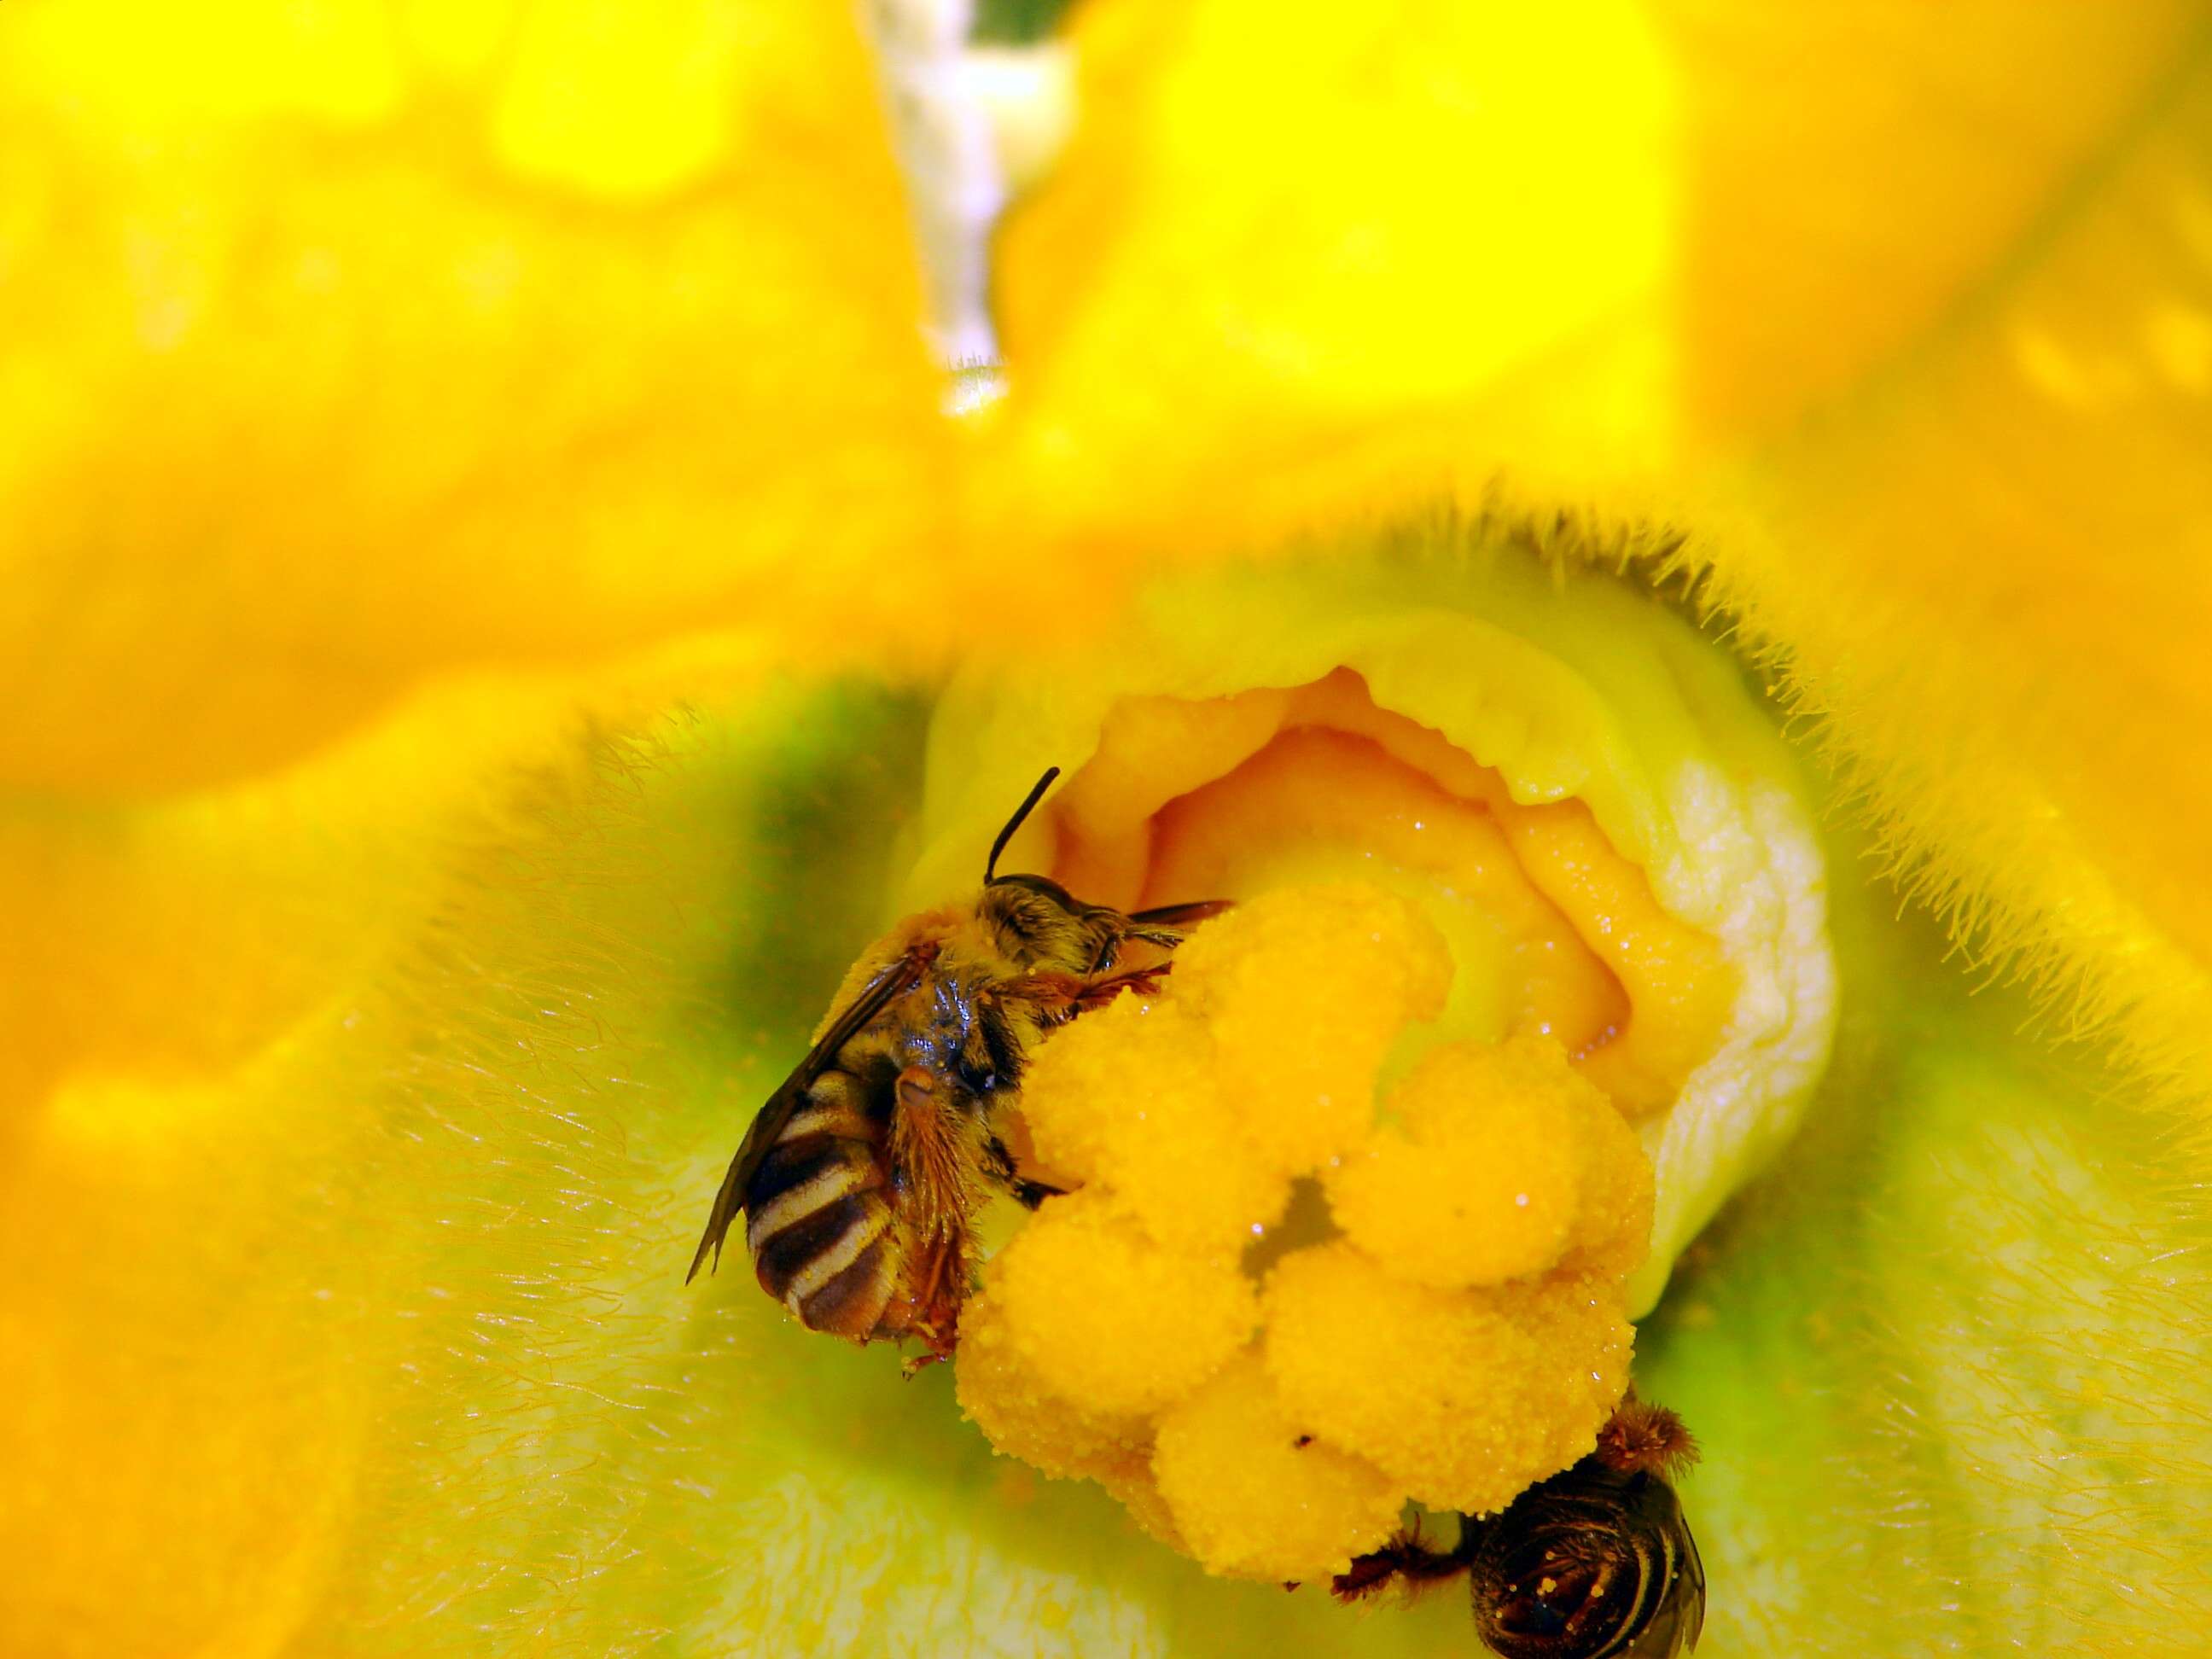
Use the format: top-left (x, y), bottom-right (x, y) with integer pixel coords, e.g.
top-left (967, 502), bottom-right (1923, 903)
top-left (1046, 667), bottom-right (1737, 1118)
top-left (949, 676), bottom-right (1740, 1580)
top-left (958, 872), bottom-right (1663, 1580)
top-left (899, 548), bottom-right (1837, 1586)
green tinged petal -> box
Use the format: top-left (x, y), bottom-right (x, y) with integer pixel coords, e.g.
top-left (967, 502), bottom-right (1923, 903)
top-left (201, 674), bottom-right (1551, 1656)
top-left (15, 628), bottom-right (2202, 1655)
top-left (1642, 811), bottom-right (2212, 1654)
top-left (312, 654), bottom-right (2209, 1655)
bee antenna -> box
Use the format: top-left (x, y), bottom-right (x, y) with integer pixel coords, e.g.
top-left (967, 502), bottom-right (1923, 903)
top-left (986, 766), bottom-right (1061, 882)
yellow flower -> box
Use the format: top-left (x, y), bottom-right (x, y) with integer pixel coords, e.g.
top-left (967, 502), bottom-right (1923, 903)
top-left (3, 2), bottom-right (2209, 1656)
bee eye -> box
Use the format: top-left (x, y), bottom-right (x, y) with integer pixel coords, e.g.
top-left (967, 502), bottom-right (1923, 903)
top-left (1076, 908), bottom-right (1126, 973)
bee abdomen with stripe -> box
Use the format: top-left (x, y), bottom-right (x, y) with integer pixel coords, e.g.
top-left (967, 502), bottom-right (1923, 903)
top-left (742, 1072), bottom-right (904, 1341)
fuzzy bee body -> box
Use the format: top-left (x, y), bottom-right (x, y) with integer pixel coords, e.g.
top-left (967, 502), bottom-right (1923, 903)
top-left (725, 903), bottom-right (1091, 1351)
top-left (737, 1045), bottom-right (911, 1344)
top-left (1462, 1448), bottom-right (1705, 1659)
top-left (688, 769), bottom-right (1226, 1360)
top-left (1332, 1400), bottom-right (1705, 1659)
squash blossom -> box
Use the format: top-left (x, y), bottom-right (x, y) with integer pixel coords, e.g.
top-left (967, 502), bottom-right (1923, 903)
top-left (3, 2), bottom-right (2210, 1656)
top-left (912, 552), bottom-right (1834, 1581)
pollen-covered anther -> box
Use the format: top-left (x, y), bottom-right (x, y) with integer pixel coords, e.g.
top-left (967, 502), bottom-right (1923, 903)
top-left (1151, 1353), bottom-right (1404, 1581)
top-left (1325, 1034), bottom-right (1652, 1289)
top-left (1015, 997), bottom-right (1293, 1254)
top-left (1173, 882), bottom-right (1452, 1173)
top-left (954, 1287), bottom-right (1155, 1483)
top-left (1263, 1244), bottom-right (1632, 1516)
top-left (957, 882), bottom-right (1651, 1580)
top-left (980, 1188), bottom-right (1258, 1417)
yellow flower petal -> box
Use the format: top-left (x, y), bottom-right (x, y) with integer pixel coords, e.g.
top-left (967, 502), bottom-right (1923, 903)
top-left (988, 0), bottom-right (2212, 1107)
top-left (982, 0), bottom-right (1683, 560)
top-left (10, 0), bottom-right (2212, 1650)
top-left (905, 549), bottom-right (1835, 1312)
top-left (1687, 39), bottom-right (2212, 1103)
top-left (1644, 848), bottom-right (2212, 1652)
top-left (1657, 3), bottom-right (2205, 439)
top-left (0, 668), bottom-right (622, 1124)
top-left (0, 680), bottom-right (929, 1654)
top-left (0, 0), bottom-right (949, 793)
top-left (0, 1062), bottom-right (364, 1659)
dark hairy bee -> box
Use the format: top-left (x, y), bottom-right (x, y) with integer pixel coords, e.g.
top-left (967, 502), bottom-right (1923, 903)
top-left (1333, 1400), bottom-right (1705, 1659)
top-left (687, 767), bottom-right (1226, 1362)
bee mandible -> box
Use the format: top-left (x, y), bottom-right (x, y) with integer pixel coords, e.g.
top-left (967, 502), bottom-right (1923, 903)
top-left (1333, 1399), bottom-right (1706, 1659)
top-left (686, 766), bottom-right (1228, 1363)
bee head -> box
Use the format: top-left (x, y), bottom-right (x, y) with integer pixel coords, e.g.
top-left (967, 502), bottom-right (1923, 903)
top-left (980, 873), bottom-right (1125, 972)
top-left (975, 765), bottom-right (1129, 970)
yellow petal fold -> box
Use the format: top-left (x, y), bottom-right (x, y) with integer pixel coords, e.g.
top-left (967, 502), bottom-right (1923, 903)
top-left (0, 632), bottom-right (817, 1650)
top-left (989, 0), bottom-right (2212, 1100)
top-left (0, 0), bottom-right (949, 794)
top-left (1, 671), bottom-right (597, 1126)
top-left (0, 684), bottom-right (930, 1656)
top-left (982, 0), bottom-right (1685, 562)
top-left (9, 0), bottom-right (2212, 1652)
top-left (1684, 35), bottom-right (2212, 1106)
top-left (1655, 2), bottom-right (2205, 439)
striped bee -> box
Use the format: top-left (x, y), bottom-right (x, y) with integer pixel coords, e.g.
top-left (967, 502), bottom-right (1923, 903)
top-left (1334, 1400), bottom-right (1706, 1659)
top-left (686, 767), bottom-right (1226, 1363)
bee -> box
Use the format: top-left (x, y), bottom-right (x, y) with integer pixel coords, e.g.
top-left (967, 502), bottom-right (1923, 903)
top-left (686, 766), bottom-right (1227, 1363)
top-left (1332, 1399), bottom-right (1706, 1659)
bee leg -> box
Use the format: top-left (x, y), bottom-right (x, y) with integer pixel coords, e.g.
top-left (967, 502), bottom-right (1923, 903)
top-left (1112, 901), bottom-right (1231, 962)
top-left (1125, 929), bottom-right (1188, 952)
top-left (994, 969), bottom-right (1085, 1016)
top-left (1330, 1517), bottom-right (1475, 1604)
top-left (1085, 899), bottom-right (1230, 974)
top-left (899, 1346), bottom-right (952, 1379)
top-left (1070, 962), bottom-right (1173, 1009)
top-left (899, 1229), bottom-right (968, 1368)
top-left (983, 1133), bottom-right (1068, 1210)
top-left (999, 965), bottom-right (1173, 1027)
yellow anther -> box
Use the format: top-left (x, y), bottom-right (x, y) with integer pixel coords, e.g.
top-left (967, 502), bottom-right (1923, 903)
top-left (1015, 998), bottom-right (1293, 1255)
top-left (980, 1189), bottom-right (1259, 1417)
top-left (1176, 883), bottom-right (1452, 1174)
top-left (1326, 1034), bottom-right (1650, 1289)
top-left (1262, 1244), bottom-right (1632, 1516)
top-left (1152, 1353), bottom-right (1404, 1580)
top-left (957, 883), bottom-right (1652, 1578)
top-left (955, 1292), bottom-right (1155, 1484)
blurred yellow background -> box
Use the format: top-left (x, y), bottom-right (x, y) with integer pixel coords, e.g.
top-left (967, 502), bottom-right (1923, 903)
top-left (3, 2), bottom-right (2209, 1653)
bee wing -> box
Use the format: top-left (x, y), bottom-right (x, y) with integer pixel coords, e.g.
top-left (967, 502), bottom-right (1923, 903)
top-left (1667, 1504), bottom-right (1706, 1656)
top-left (684, 946), bottom-right (931, 1284)
top-left (1126, 898), bottom-right (1233, 928)
top-left (1628, 1489), bottom-right (1706, 1658)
